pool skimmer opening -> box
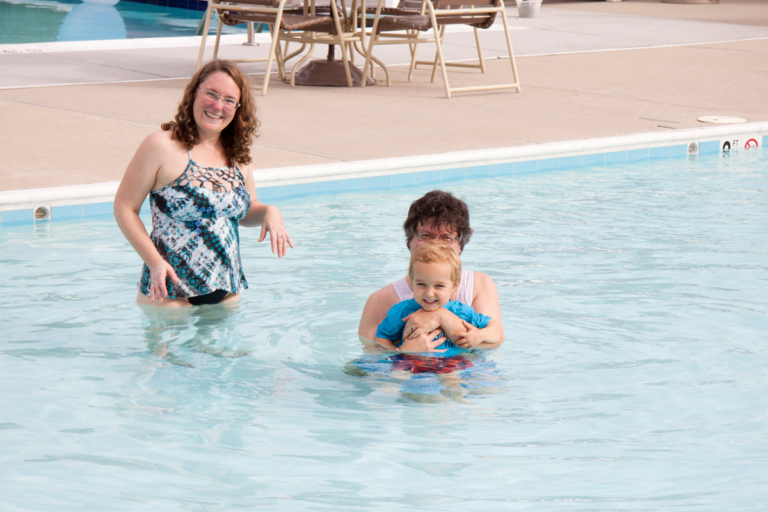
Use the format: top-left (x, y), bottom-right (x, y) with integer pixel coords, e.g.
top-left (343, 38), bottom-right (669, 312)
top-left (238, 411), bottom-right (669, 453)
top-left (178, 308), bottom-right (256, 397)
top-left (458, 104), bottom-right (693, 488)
top-left (34, 205), bottom-right (51, 220)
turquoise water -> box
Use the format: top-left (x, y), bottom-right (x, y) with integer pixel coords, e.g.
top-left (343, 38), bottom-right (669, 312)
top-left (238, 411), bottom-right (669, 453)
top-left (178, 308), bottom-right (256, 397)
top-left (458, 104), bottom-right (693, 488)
top-left (0, 0), bottom-right (245, 45)
top-left (1, 151), bottom-right (767, 510)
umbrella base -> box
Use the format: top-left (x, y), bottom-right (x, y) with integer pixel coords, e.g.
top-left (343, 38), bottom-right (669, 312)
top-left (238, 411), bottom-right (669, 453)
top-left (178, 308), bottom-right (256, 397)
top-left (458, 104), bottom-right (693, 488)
top-left (291, 59), bottom-right (375, 87)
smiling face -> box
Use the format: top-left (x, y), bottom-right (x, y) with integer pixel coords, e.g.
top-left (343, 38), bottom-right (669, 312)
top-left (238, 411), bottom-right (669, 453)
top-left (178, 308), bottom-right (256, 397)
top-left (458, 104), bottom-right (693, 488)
top-left (410, 261), bottom-right (458, 312)
top-left (193, 71), bottom-right (241, 137)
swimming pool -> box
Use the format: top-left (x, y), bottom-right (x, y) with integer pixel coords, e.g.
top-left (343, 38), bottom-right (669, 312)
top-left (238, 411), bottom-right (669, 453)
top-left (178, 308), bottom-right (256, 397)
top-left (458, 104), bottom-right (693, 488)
top-left (0, 0), bottom-right (245, 45)
top-left (1, 148), bottom-right (766, 510)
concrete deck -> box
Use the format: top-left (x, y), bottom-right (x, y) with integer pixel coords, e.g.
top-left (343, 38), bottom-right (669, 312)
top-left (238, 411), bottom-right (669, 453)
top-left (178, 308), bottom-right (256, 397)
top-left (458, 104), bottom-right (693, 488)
top-left (1, 0), bottom-right (767, 192)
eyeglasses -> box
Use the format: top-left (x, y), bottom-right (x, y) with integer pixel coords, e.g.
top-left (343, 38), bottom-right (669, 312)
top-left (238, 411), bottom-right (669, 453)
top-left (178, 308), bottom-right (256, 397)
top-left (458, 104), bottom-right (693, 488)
top-left (198, 88), bottom-right (240, 110)
top-left (415, 232), bottom-right (461, 245)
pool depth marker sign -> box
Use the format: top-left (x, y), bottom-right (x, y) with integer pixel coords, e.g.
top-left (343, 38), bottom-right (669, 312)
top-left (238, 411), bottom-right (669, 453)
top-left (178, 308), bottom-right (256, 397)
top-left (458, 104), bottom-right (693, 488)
top-left (722, 136), bottom-right (761, 153)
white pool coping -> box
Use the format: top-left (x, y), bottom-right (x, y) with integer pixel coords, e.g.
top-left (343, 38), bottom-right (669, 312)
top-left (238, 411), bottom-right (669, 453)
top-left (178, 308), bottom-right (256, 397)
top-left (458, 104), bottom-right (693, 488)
top-left (1, 121), bottom-right (766, 219)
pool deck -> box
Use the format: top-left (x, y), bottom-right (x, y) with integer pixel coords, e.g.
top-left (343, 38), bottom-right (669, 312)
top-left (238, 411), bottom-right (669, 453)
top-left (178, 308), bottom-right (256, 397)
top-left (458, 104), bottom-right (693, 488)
top-left (0, 0), bottom-right (767, 193)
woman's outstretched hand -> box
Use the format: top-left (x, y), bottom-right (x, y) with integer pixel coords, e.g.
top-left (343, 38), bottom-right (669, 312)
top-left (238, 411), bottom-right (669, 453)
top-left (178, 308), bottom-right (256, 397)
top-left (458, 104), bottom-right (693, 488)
top-left (258, 205), bottom-right (295, 257)
top-left (149, 261), bottom-right (180, 302)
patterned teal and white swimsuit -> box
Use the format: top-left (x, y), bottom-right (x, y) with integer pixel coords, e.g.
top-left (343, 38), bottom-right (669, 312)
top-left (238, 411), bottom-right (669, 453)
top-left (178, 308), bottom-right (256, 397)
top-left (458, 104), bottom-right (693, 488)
top-left (139, 152), bottom-right (251, 300)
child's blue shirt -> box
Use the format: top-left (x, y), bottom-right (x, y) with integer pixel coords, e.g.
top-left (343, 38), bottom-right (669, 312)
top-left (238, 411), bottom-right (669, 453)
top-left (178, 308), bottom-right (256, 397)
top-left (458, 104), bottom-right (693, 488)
top-left (376, 299), bottom-right (491, 349)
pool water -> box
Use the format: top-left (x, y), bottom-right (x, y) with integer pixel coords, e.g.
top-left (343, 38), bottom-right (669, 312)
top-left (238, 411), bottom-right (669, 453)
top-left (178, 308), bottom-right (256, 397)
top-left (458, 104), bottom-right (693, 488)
top-left (1, 151), bottom-right (767, 510)
top-left (0, 0), bottom-right (245, 45)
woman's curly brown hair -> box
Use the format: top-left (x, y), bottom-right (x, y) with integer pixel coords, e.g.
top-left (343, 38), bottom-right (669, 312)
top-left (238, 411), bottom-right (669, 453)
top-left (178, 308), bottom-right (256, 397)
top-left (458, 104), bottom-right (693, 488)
top-left (403, 190), bottom-right (474, 251)
top-left (161, 59), bottom-right (259, 166)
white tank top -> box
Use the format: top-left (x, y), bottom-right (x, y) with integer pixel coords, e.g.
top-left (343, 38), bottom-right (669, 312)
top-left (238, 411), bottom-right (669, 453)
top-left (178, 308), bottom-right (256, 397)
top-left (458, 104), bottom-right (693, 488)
top-left (392, 269), bottom-right (474, 306)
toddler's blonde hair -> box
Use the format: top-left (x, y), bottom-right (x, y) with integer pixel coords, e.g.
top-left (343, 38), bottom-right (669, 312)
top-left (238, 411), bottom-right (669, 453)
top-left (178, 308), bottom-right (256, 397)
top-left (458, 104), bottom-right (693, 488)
top-left (408, 240), bottom-right (462, 286)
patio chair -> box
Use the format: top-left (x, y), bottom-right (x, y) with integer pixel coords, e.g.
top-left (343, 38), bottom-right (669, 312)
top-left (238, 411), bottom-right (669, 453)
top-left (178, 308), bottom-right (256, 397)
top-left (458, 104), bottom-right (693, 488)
top-left (360, 0), bottom-right (521, 98)
top-left (196, 0), bottom-right (346, 94)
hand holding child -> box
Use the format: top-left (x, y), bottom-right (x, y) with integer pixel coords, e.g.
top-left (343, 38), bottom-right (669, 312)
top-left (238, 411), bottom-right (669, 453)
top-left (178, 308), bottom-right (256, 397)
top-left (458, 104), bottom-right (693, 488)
top-left (452, 321), bottom-right (486, 349)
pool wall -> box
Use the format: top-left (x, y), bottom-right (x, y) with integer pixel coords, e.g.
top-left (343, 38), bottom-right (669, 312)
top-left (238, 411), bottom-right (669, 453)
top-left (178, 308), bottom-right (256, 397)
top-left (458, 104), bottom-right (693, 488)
top-left (1, 122), bottom-right (766, 228)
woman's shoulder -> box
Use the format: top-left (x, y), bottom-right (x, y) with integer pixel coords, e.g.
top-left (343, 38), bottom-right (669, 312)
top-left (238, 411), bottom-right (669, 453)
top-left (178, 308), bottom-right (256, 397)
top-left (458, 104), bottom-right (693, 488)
top-left (362, 282), bottom-right (401, 321)
top-left (368, 281), bottom-right (401, 306)
top-left (141, 129), bottom-right (181, 153)
top-left (144, 130), bottom-right (189, 162)
top-left (471, 271), bottom-right (499, 292)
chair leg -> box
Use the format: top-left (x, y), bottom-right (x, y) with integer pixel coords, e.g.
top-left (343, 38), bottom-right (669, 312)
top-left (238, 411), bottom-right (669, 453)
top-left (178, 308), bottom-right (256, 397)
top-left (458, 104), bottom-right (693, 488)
top-left (473, 26), bottom-right (485, 74)
top-left (407, 30), bottom-right (429, 82)
top-left (361, 34), bottom-right (375, 87)
top-left (213, 18), bottom-right (224, 59)
top-left (195, 4), bottom-right (215, 70)
top-left (260, 3), bottom-right (287, 95)
top-left (274, 28), bottom-right (287, 81)
top-left (329, 4), bottom-right (353, 86)
top-left (427, 11), bottom-right (451, 98)
top-left (429, 25), bottom-right (446, 83)
top-left (500, 5), bottom-right (521, 92)
top-left (337, 41), bottom-right (354, 87)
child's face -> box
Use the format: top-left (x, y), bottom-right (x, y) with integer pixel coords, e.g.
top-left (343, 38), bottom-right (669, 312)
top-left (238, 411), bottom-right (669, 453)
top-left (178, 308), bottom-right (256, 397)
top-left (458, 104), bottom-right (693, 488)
top-left (411, 261), bottom-right (458, 312)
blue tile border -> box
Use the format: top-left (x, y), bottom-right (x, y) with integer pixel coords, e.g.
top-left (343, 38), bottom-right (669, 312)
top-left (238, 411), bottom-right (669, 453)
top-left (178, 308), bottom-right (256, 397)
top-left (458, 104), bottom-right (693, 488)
top-left (441, 167), bottom-right (466, 182)
top-left (392, 172), bottom-right (417, 189)
top-left (538, 157), bottom-right (559, 173)
top-left (466, 165), bottom-right (490, 179)
top-left (285, 182), bottom-right (313, 200)
top-left (83, 202), bottom-right (113, 218)
top-left (3, 124), bottom-right (767, 227)
top-left (1, 208), bottom-right (34, 226)
top-left (314, 180), bottom-right (340, 196)
top-left (559, 155), bottom-right (582, 171)
top-left (52, 204), bottom-right (83, 221)
top-left (490, 162), bottom-right (514, 177)
top-left (670, 144), bottom-right (688, 159)
top-left (627, 148), bottom-right (649, 163)
top-left (417, 170), bottom-right (441, 186)
top-left (340, 177), bottom-right (367, 193)
top-left (649, 146), bottom-right (670, 160)
top-left (366, 175), bottom-right (392, 190)
top-left (605, 150), bottom-right (627, 165)
top-left (582, 153), bottom-right (605, 168)
top-left (699, 140), bottom-right (720, 155)
top-left (514, 160), bottom-right (537, 175)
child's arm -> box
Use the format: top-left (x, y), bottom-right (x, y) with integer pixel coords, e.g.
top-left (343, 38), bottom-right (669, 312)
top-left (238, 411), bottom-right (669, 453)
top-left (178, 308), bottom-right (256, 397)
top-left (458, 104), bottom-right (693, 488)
top-left (377, 300), bottom-right (448, 352)
top-left (452, 319), bottom-right (502, 350)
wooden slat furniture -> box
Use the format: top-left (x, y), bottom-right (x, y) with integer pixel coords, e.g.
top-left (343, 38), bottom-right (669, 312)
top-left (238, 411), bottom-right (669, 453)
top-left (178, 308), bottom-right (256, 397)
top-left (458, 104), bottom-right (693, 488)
top-left (360, 0), bottom-right (521, 98)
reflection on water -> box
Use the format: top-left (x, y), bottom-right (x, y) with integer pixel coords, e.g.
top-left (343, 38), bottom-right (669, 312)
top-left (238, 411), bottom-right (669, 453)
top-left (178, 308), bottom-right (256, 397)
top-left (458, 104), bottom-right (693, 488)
top-left (141, 302), bottom-right (252, 368)
top-left (58, 0), bottom-right (125, 41)
top-left (345, 349), bottom-right (507, 404)
top-left (0, 0), bottom-right (244, 44)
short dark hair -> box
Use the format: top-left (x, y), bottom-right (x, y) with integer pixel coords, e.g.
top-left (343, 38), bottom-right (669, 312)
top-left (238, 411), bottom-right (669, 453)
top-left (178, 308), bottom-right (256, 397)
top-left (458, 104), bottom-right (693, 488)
top-left (403, 190), bottom-right (473, 251)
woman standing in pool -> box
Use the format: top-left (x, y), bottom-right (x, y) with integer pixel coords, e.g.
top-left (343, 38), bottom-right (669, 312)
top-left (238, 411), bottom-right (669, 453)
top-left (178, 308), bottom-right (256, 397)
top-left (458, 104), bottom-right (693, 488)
top-left (114, 59), bottom-right (293, 307)
top-left (358, 190), bottom-right (504, 351)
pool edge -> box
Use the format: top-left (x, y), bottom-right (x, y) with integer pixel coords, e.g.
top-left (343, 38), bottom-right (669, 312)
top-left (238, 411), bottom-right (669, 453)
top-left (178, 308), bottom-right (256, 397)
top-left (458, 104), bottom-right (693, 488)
top-left (1, 122), bottom-right (765, 226)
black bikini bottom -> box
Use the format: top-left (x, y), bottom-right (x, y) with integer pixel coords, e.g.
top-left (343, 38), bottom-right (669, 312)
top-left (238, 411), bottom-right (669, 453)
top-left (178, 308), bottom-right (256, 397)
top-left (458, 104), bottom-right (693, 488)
top-left (188, 289), bottom-right (230, 306)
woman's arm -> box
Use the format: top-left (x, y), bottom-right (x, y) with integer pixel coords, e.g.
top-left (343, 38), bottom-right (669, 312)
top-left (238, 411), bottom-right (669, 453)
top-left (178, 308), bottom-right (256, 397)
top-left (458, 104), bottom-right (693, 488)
top-left (358, 284), bottom-right (401, 346)
top-left (469, 272), bottom-right (505, 347)
top-left (113, 132), bottom-right (179, 302)
top-left (238, 166), bottom-right (294, 257)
